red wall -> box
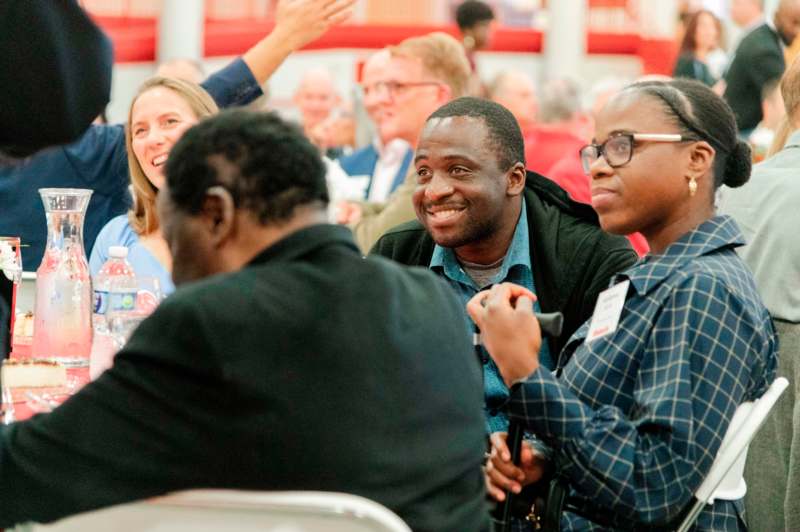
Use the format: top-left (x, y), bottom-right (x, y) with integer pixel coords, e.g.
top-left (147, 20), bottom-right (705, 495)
top-left (93, 17), bottom-right (675, 75)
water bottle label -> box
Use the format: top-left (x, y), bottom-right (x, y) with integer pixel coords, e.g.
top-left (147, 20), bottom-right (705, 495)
top-left (109, 291), bottom-right (137, 312)
top-left (93, 290), bottom-right (109, 314)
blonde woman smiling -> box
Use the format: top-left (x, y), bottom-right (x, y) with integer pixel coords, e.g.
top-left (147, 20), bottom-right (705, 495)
top-left (90, 78), bottom-right (218, 294)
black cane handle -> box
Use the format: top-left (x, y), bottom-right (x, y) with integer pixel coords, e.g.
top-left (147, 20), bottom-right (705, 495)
top-left (494, 311), bottom-right (563, 532)
top-left (536, 312), bottom-right (563, 339)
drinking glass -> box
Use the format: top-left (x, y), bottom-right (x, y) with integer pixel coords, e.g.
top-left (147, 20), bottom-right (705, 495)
top-left (0, 237), bottom-right (22, 358)
top-left (1, 383), bottom-right (15, 424)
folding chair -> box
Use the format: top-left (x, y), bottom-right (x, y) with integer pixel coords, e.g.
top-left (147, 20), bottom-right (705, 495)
top-left (676, 376), bottom-right (789, 532)
top-left (540, 377), bottom-right (789, 531)
top-left (17, 490), bottom-right (412, 532)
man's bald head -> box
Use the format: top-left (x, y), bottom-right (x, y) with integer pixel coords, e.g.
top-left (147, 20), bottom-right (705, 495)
top-left (730, 0), bottom-right (763, 28)
top-left (488, 71), bottom-right (538, 130)
top-left (775, 0), bottom-right (800, 45)
top-left (297, 67), bottom-right (336, 91)
top-left (294, 67), bottom-right (340, 130)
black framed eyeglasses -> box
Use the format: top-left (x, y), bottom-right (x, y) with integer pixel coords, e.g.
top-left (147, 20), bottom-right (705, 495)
top-left (361, 80), bottom-right (442, 99)
top-left (579, 133), bottom-right (696, 174)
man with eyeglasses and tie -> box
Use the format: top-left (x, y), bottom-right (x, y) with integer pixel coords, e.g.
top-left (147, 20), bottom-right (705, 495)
top-left (336, 32), bottom-right (473, 252)
top-left (337, 51), bottom-right (414, 209)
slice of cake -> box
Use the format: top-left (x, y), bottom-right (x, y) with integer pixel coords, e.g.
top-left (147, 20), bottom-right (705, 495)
top-left (1, 359), bottom-right (67, 388)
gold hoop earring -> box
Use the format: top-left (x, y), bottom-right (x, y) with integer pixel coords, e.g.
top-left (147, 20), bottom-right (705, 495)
top-left (688, 176), bottom-right (698, 197)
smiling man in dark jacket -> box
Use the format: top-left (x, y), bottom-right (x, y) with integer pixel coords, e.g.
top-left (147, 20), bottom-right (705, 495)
top-left (371, 98), bottom-right (637, 435)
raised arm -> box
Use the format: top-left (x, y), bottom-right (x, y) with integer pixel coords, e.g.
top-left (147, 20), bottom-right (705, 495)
top-left (202, 0), bottom-right (354, 109)
top-left (244, 0), bottom-right (354, 84)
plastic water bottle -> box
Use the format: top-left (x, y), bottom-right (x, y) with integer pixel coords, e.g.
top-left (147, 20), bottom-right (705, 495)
top-left (90, 246), bottom-right (136, 379)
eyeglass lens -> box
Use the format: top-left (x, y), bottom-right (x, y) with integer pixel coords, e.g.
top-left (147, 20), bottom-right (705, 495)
top-left (363, 81), bottom-right (399, 98)
top-left (580, 136), bottom-right (633, 174)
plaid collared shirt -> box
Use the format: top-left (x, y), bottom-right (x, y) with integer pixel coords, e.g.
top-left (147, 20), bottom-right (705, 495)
top-left (509, 216), bottom-right (778, 531)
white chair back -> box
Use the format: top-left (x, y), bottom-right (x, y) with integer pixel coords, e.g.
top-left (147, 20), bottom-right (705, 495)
top-left (676, 377), bottom-right (789, 532)
top-left (17, 490), bottom-right (412, 532)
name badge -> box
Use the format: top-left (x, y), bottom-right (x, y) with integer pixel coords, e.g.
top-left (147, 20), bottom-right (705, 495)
top-left (586, 280), bottom-right (630, 343)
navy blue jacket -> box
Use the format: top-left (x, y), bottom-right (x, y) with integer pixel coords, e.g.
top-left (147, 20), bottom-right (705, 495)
top-left (338, 143), bottom-right (413, 199)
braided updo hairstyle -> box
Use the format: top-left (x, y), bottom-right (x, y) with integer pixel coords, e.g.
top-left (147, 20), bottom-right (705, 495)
top-left (625, 78), bottom-right (752, 191)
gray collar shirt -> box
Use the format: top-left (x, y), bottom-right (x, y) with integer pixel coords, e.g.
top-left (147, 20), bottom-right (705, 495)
top-left (718, 129), bottom-right (800, 322)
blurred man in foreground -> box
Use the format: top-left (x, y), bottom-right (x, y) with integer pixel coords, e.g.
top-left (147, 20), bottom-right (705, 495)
top-left (0, 109), bottom-right (489, 532)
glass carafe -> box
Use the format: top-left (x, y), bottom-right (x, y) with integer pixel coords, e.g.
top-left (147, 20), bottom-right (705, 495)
top-left (32, 189), bottom-right (93, 366)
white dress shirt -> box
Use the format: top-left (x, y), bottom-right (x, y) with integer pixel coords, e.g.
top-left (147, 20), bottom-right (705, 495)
top-left (368, 138), bottom-right (411, 203)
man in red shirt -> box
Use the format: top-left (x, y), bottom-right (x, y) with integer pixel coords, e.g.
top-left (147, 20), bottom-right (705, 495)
top-left (523, 78), bottom-right (591, 178)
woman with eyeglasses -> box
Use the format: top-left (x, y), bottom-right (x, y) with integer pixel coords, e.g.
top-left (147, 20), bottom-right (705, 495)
top-left (470, 79), bottom-right (777, 531)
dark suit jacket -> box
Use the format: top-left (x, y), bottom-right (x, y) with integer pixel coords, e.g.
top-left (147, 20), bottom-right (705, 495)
top-left (0, 1), bottom-right (113, 156)
top-left (724, 23), bottom-right (785, 132)
top-left (0, 225), bottom-right (489, 532)
top-left (370, 171), bottom-right (638, 360)
top-left (338, 143), bottom-right (413, 199)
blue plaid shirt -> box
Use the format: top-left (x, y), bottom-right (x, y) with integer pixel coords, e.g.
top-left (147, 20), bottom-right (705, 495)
top-left (509, 216), bottom-right (778, 531)
top-left (430, 199), bottom-right (553, 434)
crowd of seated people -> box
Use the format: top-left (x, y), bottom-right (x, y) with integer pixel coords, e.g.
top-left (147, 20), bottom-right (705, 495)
top-left (2, 1), bottom-right (798, 531)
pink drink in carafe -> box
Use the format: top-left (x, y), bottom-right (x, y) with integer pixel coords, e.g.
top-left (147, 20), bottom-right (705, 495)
top-left (32, 189), bottom-right (93, 366)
